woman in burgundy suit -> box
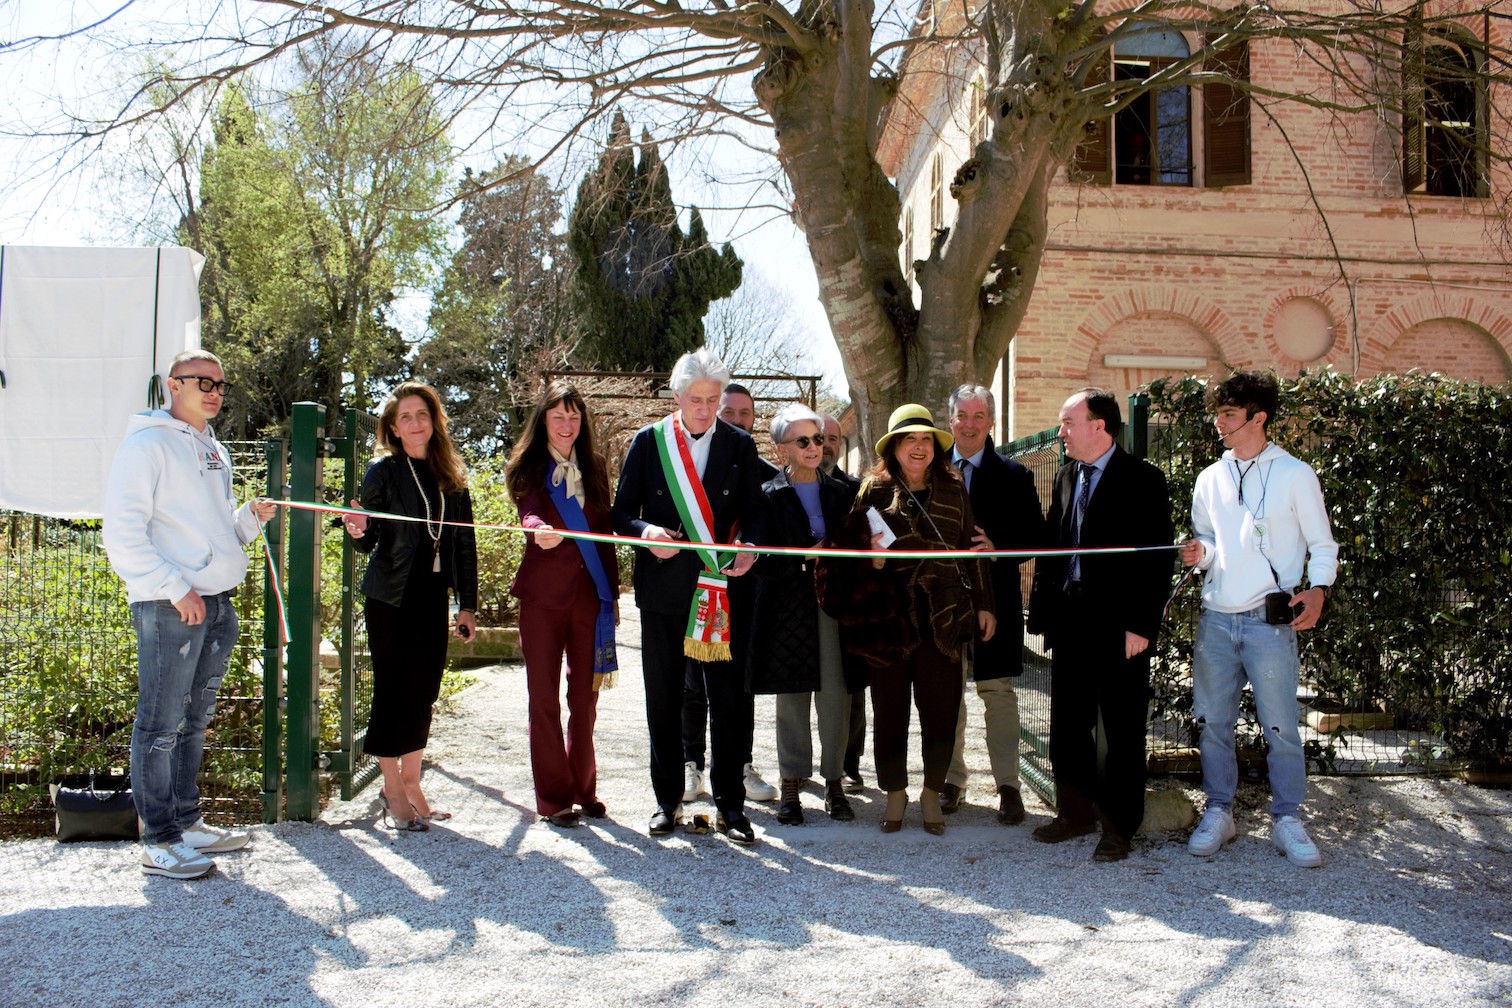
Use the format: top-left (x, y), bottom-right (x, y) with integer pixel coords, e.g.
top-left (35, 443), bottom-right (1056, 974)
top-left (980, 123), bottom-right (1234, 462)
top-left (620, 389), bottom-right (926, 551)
top-left (506, 381), bottom-right (620, 827)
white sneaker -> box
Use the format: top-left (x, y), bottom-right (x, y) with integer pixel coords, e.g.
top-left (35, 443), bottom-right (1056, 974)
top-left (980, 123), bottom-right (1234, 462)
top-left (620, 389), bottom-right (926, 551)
top-left (1187, 806), bottom-right (1236, 857)
top-left (184, 818), bottom-right (250, 853)
top-left (743, 763), bottom-right (777, 802)
top-left (682, 762), bottom-right (706, 803)
top-left (1271, 815), bottom-right (1323, 867)
top-left (141, 841), bottom-right (214, 879)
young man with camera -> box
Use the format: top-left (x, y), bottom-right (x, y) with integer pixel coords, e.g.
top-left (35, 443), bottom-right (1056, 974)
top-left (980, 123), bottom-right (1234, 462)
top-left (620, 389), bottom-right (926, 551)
top-left (1178, 371), bottom-right (1338, 868)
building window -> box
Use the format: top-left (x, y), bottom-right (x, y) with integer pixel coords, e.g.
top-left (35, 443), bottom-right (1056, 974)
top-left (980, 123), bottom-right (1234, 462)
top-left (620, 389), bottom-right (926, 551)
top-left (902, 206), bottom-right (914, 285)
top-left (1404, 22), bottom-right (1488, 198)
top-left (1072, 25), bottom-right (1193, 186)
top-left (969, 71), bottom-right (988, 150)
top-left (929, 153), bottom-right (944, 232)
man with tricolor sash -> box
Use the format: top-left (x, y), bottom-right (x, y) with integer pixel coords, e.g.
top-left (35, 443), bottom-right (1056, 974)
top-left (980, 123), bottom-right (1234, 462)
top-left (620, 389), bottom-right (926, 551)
top-left (611, 349), bottom-right (767, 844)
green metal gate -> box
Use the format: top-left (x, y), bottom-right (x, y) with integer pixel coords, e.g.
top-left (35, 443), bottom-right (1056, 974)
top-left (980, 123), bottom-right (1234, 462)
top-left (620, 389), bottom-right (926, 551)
top-left (271, 401), bottom-right (380, 821)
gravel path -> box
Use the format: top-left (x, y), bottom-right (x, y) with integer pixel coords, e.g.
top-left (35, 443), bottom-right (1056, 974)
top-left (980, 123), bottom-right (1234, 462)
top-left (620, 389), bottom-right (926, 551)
top-left (3, 605), bottom-right (1510, 1007)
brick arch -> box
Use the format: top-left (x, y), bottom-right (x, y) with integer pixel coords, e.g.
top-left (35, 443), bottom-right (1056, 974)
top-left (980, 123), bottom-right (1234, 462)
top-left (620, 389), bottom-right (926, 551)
top-left (1075, 285), bottom-right (1251, 373)
top-left (1261, 286), bottom-right (1352, 373)
top-left (1358, 290), bottom-right (1512, 377)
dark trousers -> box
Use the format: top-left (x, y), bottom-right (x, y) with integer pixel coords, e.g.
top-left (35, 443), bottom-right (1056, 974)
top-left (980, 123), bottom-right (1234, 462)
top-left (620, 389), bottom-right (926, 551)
top-left (844, 689), bottom-right (867, 779)
top-left (642, 609), bottom-right (750, 815)
top-left (682, 665), bottom-right (756, 769)
top-left (519, 583), bottom-right (600, 816)
top-left (869, 636), bottom-right (962, 793)
top-left (1046, 617), bottom-right (1150, 840)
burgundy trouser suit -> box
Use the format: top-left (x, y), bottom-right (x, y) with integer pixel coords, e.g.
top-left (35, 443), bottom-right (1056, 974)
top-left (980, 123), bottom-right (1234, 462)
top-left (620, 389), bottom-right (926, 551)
top-left (519, 575), bottom-right (601, 816)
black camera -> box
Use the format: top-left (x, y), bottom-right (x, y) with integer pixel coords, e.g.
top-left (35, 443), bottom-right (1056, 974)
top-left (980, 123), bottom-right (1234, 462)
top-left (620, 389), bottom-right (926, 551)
top-left (1264, 591), bottom-right (1295, 625)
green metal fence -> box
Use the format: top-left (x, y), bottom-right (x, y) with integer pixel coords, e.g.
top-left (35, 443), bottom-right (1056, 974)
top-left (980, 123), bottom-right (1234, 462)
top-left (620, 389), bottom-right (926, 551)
top-left (0, 440), bottom-right (282, 838)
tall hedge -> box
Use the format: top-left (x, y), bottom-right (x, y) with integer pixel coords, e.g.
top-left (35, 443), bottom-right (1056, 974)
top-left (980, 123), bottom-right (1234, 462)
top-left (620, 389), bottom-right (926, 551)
top-left (1145, 369), bottom-right (1512, 767)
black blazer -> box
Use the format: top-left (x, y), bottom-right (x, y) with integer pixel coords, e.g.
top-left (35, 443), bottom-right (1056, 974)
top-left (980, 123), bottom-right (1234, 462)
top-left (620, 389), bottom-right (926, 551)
top-left (1028, 444), bottom-right (1172, 647)
top-left (964, 439), bottom-right (1045, 679)
top-left (353, 454), bottom-right (479, 611)
top-left (747, 467), bottom-right (860, 694)
top-left (611, 417), bottom-right (768, 617)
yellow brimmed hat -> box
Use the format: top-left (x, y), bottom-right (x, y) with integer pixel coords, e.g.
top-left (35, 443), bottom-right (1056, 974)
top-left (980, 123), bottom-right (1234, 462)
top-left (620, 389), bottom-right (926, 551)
top-left (874, 403), bottom-right (954, 456)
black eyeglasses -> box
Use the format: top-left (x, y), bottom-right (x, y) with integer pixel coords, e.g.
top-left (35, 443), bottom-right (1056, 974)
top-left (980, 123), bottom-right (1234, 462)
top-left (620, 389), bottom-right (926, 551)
top-left (785, 435), bottom-right (819, 449)
top-left (171, 375), bottom-right (234, 395)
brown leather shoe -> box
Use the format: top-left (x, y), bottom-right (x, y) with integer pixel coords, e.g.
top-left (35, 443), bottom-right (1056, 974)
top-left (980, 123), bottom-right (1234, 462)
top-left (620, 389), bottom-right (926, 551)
top-left (1092, 833), bottom-right (1131, 862)
top-left (939, 782), bottom-right (964, 815)
top-left (996, 787), bottom-right (1026, 826)
top-left (1032, 816), bottom-right (1097, 843)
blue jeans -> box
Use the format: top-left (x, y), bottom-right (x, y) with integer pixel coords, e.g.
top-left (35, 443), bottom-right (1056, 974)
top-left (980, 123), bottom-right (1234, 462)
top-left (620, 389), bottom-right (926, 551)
top-left (1192, 606), bottom-right (1307, 818)
top-left (129, 592), bottom-right (239, 844)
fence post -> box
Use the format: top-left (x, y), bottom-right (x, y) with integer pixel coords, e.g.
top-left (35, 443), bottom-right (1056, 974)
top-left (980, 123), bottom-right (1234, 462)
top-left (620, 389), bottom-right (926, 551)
top-left (1127, 391), bottom-right (1150, 459)
top-left (260, 438), bottom-right (288, 824)
top-left (285, 402), bottom-right (326, 821)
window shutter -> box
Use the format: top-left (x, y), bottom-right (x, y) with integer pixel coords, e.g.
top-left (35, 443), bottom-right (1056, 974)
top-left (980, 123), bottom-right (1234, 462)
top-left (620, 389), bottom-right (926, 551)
top-left (1402, 9), bottom-right (1426, 193)
top-left (1203, 35), bottom-right (1250, 186)
top-left (1071, 47), bottom-right (1112, 184)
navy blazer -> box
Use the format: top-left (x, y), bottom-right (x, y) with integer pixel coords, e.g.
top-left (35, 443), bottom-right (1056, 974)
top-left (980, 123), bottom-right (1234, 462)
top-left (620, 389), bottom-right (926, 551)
top-left (1028, 444), bottom-right (1173, 647)
top-left (610, 417), bottom-right (768, 617)
top-left (963, 439), bottom-right (1045, 679)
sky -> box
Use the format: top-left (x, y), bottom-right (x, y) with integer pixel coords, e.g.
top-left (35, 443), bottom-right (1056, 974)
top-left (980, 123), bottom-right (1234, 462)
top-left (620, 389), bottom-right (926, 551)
top-left (0, 0), bottom-right (849, 397)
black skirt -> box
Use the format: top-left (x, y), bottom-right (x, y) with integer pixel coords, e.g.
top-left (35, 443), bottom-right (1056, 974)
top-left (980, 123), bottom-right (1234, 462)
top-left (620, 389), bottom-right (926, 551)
top-left (363, 566), bottom-right (450, 757)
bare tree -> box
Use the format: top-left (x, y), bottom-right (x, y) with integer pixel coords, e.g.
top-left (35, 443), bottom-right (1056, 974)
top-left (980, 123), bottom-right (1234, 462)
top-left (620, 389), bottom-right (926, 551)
top-left (4, 1), bottom-right (1510, 443)
top-left (702, 265), bottom-right (814, 376)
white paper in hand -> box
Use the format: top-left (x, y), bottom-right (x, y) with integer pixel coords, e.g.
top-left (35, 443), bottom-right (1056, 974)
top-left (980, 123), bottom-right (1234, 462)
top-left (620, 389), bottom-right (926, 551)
top-left (865, 507), bottom-right (897, 549)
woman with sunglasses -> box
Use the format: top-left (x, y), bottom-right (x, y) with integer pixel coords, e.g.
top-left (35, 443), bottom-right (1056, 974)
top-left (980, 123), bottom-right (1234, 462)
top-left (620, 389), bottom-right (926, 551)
top-left (747, 404), bottom-right (860, 824)
top-left (817, 404), bottom-right (995, 835)
top-left (505, 381), bottom-right (620, 828)
top-left (343, 382), bottom-right (478, 831)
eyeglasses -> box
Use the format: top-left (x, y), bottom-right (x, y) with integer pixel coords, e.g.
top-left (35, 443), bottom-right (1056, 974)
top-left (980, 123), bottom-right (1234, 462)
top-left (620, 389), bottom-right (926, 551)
top-left (785, 435), bottom-right (820, 449)
top-left (171, 375), bottom-right (234, 395)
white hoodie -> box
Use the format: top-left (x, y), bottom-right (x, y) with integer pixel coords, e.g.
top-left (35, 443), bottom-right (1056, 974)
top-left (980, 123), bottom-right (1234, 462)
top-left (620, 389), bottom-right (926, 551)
top-left (102, 410), bottom-right (263, 604)
top-left (1190, 442), bottom-right (1339, 613)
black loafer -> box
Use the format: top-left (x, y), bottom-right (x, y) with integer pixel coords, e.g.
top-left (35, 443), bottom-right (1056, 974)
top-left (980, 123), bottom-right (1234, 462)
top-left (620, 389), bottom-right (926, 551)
top-left (717, 813), bottom-right (758, 846)
top-left (1092, 833), bottom-right (1131, 862)
top-left (939, 782), bottom-right (964, 815)
top-left (649, 808), bottom-right (679, 837)
top-left (1032, 816), bottom-right (1097, 844)
top-left (997, 788), bottom-right (1026, 826)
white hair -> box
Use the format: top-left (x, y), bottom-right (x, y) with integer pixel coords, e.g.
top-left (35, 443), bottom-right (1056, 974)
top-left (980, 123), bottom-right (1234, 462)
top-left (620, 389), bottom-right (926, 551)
top-left (669, 347), bottom-right (731, 394)
top-left (948, 383), bottom-right (995, 415)
top-left (769, 403), bottom-right (824, 444)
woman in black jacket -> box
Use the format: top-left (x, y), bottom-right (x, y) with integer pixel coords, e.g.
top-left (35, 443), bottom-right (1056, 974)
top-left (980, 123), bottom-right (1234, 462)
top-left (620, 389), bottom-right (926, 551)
top-left (748, 404), bottom-right (860, 824)
top-left (343, 382), bottom-right (478, 831)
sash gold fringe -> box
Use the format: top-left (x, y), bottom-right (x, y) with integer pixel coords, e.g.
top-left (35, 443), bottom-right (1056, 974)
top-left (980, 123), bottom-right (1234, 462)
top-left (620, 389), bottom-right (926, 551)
top-left (593, 669), bottom-right (618, 692)
top-left (683, 638), bottom-right (732, 662)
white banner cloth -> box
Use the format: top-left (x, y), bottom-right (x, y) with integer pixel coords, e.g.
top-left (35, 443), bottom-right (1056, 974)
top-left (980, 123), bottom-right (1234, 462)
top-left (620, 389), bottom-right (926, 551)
top-left (0, 245), bottom-right (205, 518)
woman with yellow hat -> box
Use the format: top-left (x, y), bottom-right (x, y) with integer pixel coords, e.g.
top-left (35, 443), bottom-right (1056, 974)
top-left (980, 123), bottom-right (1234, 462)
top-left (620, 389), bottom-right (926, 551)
top-left (817, 404), bottom-right (996, 835)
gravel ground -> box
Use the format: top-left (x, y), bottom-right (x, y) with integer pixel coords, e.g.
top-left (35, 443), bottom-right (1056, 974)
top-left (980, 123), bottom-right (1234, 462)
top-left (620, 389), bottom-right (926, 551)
top-left (3, 604), bottom-right (1510, 1008)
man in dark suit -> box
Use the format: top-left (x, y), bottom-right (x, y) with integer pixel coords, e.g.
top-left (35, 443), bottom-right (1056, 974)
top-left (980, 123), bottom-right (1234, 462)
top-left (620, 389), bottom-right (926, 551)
top-left (1027, 387), bottom-right (1173, 862)
top-left (678, 383), bottom-right (779, 807)
top-left (941, 385), bottom-right (1045, 825)
top-left (612, 350), bottom-right (767, 844)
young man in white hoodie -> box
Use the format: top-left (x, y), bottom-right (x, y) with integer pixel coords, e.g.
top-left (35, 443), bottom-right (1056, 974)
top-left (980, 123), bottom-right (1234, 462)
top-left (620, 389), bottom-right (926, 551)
top-left (1178, 371), bottom-right (1338, 868)
top-left (103, 350), bottom-right (275, 878)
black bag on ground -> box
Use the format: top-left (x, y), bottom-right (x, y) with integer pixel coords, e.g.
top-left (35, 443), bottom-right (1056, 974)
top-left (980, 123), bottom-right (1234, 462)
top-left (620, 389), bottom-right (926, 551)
top-left (51, 773), bottom-right (139, 842)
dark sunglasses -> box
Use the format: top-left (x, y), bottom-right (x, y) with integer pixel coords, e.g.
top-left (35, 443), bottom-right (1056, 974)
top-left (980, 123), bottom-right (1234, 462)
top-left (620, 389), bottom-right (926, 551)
top-left (785, 435), bottom-right (820, 449)
top-left (171, 374), bottom-right (234, 395)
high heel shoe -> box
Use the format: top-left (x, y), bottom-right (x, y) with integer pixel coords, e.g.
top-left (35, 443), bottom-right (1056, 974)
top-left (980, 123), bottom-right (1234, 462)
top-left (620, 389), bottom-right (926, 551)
top-left (880, 790), bottom-right (907, 834)
top-left (379, 790), bottom-right (429, 831)
top-left (920, 787), bottom-right (945, 836)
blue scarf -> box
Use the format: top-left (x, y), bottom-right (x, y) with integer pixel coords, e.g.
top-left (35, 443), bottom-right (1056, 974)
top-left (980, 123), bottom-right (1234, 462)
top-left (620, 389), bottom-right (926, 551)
top-left (546, 470), bottom-right (618, 686)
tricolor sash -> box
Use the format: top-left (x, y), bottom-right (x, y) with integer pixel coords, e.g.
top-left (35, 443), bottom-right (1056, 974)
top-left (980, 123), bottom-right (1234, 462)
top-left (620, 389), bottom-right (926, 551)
top-left (546, 468), bottom-right (618, 689)
top-left (653, 414), bottom-right (732, 661)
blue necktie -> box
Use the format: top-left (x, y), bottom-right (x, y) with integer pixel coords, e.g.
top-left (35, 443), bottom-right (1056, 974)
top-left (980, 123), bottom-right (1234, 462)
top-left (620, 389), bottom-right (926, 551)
top-left (1067, 462), bottom-right (1096, 585)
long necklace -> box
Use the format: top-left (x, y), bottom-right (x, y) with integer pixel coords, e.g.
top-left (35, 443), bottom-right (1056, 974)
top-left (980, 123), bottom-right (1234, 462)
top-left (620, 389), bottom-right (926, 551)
top-left (405, 454), bottom-right (444, 572)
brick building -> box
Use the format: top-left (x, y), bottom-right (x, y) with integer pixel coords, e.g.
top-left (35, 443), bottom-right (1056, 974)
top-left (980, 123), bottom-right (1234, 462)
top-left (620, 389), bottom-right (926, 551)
top-left (876, 1), bottom-right (1512, 439)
